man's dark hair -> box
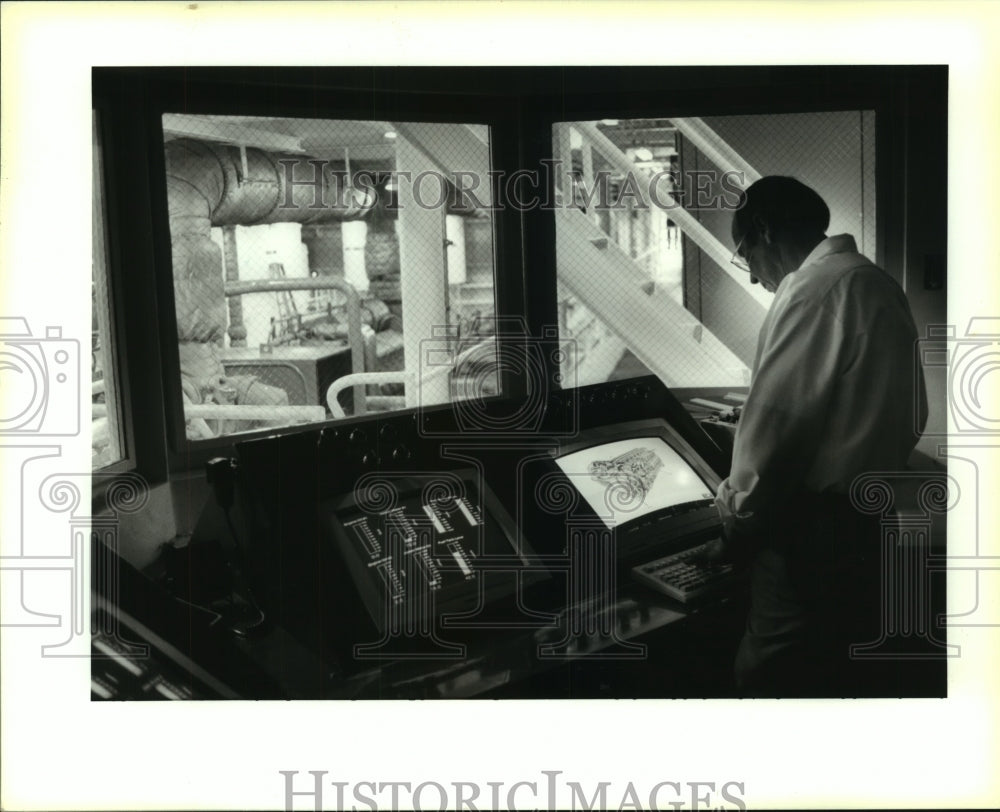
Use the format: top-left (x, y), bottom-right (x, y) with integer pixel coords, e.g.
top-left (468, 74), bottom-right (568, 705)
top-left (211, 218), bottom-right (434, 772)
top-left (732, 176), bottom-right (830, 243)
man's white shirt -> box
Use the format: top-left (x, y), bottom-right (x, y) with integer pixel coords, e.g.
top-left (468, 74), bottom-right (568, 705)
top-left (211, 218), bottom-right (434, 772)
top-left (716, 234), bottom-right (927, 525)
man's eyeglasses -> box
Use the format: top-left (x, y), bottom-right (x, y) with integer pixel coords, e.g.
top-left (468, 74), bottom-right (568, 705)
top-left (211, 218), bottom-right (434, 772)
top-left (731, 234), bottom-right (751, 273)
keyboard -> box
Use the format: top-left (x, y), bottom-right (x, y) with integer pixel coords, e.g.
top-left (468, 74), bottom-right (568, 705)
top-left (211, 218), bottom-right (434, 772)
top-left (631, 540), bottom-right (740, 603)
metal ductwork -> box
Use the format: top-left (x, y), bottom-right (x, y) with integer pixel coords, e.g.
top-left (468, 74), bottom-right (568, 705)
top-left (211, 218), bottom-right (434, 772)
top-left (165, 137), bottom-right (377, 228)
top-left (166, 138), bottom-right (377, 343)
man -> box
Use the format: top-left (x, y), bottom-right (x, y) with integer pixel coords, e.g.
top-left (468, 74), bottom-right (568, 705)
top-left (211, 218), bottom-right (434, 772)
top-left (708, 176), bottom-right (927, 696)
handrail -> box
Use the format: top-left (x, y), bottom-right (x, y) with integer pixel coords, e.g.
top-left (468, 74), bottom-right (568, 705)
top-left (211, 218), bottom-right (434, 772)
top-left (224, 276), bottom-right (367, 415)
top-left (325, 336), bottom-right (495, 417)
top-left (570, 121), bottom-right (771, 309)
top-left (667, 117), bottom-right (762, 187)
top-left (185, 404), bottom-right (327, 422)
top-left (326, 372), bottom-right (412, 418)
top-left (555, 205), bottom-right (749, 386)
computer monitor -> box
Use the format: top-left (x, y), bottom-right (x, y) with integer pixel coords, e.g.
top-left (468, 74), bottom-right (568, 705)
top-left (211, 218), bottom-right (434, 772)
top-left (554, 435), bottom-right (715, 529)
top-left (321, 471), bottom-right (539, 631)
top-left (551, 418), bottom-right (723, 560)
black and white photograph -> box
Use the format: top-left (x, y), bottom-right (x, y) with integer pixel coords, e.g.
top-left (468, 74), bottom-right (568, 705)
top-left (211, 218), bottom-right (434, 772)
top-left (2, 3), bottom-right (998, 811)
top-left (81, 62), bottom-right (951, 701)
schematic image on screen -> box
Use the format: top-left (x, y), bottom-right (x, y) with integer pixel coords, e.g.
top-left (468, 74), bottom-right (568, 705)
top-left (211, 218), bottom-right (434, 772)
top-left (554, 437), bottom-right (715, 529)
top-left (322, 473), bottom-right (540, 631)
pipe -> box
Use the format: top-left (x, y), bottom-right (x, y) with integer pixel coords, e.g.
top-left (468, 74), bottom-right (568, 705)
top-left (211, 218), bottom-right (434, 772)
top-left (224, 277), bottom-right (368, 415)
top-left (325, 337), bottom-right (493, 418)
top-left (185, 403), bottom-right (327, 422)
top-left (326, 372), bottom-right (413, 418)
top-left (222, 225), bottom-right (247, 346)
top-left (166, 138), bottom-right (377, 342)
top-left (166, 138), bottom-right (379, 410)
top-left (165, 138), bottom-right (377, 228)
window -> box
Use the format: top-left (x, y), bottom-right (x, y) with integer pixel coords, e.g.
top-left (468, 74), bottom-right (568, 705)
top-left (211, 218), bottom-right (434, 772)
top-left (160, 113), bottom-right (499, 441)
top-left (92, 111), bottom-right (126, 469)
top-left (553, 111), bottom-right (876, 390)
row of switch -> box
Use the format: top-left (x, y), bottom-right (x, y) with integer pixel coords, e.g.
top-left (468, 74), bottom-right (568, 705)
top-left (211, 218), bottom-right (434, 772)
top-left (319, 415), bottom-right (419, 468)
top-left (314, 381), bottom-right (654, 467)
top-left (547, 381), bottom-right (653, 411)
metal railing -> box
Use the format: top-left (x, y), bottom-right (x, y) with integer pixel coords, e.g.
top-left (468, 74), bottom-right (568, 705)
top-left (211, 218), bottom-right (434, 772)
top-left (325, 337), bottom-right (495, 418)
top-left (553, 120), bottom-right (757, 386)
top-left (225, 276), bottom-right (368, 415)
top-left (566, 119), bottom-right (770, 308)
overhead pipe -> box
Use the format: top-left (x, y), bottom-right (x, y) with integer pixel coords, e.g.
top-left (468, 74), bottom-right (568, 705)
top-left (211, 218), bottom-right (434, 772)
top-left (164, 138), bottom-right (378, 228)
top-left (166, 138), bottom-right (380, 345)
top-left (166, 138), bottom-right (379, 426)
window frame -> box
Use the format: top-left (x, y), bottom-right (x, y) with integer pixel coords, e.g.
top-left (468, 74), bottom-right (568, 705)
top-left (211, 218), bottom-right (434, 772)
top-left (95, 68), bottom-right (534, 474)
top-left (92, 65), bottom-right (945, 478)
top-left (92, 77), bottom-right (170, 493)
top-left (515, 66), bottom-right (938, 395)
top-left (92, 108), bottom-right (130, 474)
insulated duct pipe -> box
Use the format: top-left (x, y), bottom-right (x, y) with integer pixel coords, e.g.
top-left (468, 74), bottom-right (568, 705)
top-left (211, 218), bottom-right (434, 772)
top-left (166, 138), bottom-right (379, 416)
top-left (165, 138), bottom-right (378, 344)
top-left (165, 137), bottom-right (377, 228)
top-left (166, 137), bottom-right (378, 343)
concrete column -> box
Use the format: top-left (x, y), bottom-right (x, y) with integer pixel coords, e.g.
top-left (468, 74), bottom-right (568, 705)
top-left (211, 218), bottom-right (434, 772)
top-left (395, 135), bottom-right (450, 409)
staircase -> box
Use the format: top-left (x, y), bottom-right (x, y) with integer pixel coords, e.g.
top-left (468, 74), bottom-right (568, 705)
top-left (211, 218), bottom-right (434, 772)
top-left (556, 205), bottom-right (749, 387)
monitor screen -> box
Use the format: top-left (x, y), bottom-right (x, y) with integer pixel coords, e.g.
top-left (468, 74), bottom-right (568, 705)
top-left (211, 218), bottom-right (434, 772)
top-left (331, 479), bottom-right (522, 610)
top-left (554, 436), bottom-right (715, 529)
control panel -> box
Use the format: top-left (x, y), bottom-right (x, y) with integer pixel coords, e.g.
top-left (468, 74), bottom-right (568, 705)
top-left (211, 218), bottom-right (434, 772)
top-left (230, 375), bottom-right (733, 665)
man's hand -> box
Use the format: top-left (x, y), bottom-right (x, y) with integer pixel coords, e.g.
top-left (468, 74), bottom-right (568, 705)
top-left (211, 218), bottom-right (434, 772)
top-left (712, 487), bottom-right (762, 568)
top-left (691, 535), bottom-right (730, 565)
top-left (689, 512), bottom-right (760, 569)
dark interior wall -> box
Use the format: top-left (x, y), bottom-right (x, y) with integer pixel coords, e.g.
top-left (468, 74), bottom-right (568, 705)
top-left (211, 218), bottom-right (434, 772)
top-left (707, 111), bottom-right (877, 257)
top-left (679, 141), bottom-right (765, 369)
top-left (678, 89), bottom-right (946, 460)
top-left (681, 110), bottom-right (878, 367)
top-left (897, 72), bottom-right (948, 453)
top-left (104, 473), bottom-right (212, 569)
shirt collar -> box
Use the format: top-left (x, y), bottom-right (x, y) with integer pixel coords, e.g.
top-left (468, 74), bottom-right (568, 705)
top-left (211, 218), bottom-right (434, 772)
top-left (797, 234), bottom-right (859, 271)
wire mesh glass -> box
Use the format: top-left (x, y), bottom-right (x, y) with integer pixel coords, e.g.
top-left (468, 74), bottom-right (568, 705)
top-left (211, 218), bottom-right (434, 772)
top-left (553, 111), bottom-right (876, 390)
top-left (160, 114), bottom-right (498, 440)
